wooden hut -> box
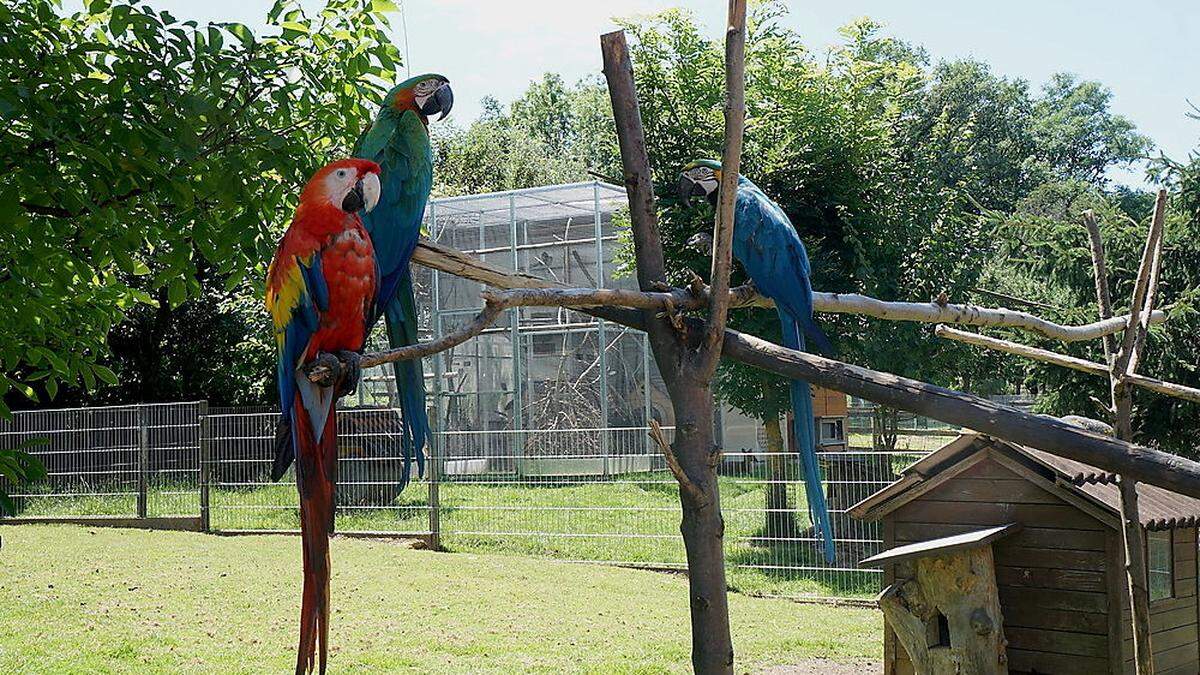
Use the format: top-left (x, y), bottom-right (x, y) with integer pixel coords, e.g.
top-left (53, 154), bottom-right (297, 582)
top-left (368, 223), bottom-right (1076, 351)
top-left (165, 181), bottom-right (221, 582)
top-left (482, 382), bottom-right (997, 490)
top-left (851, 432), bottom-right (1200, 675)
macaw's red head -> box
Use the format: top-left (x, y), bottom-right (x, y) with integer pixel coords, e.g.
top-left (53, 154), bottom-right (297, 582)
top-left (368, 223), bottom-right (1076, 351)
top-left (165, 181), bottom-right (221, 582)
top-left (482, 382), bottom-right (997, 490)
top-left (300, 158), bottom-right (382, 215)
top-left (384, 73), bottom-right (453, 123)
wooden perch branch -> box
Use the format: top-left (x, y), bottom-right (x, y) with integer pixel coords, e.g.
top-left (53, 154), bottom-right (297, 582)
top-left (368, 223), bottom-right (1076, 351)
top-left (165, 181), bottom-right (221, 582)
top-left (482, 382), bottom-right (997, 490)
top-left (935, 325), bottom-right (1200, 404)
top-left (403, 239), bottom-right (1200, 499)
top-left (809, 291), bottom-right (1165, 341)
top-left (412, 240), bottom-right (1164, 342)
top-left (308, 286), bottom-right (697, 381)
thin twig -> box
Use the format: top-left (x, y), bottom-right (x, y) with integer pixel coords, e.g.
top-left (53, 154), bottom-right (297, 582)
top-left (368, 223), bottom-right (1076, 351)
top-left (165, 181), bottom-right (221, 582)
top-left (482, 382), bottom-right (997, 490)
top-left (649, 420), bottom-right (708, 507)
top-left (1083, 210), bottom-right (1117, 363)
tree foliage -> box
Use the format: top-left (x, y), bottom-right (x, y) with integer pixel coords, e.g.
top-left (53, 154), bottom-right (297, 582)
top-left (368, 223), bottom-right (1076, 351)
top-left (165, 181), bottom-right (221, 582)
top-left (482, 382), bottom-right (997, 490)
top-left (0, 0), bottom-right (402, 414)
top-left (432, 74), bottom-right (618, 196)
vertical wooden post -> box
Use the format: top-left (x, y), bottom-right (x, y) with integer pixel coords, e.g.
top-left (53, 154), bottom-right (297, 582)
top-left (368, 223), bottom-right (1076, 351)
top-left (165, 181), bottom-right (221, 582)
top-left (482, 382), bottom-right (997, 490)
top-left (1085, 192), bottom-right (1167, 673)
top-left (136, 404), bottom-right (149, 519)
top-left (427, 423), bottom-right (441, 551)
top-left (198, 401), bottom-right (211, 533)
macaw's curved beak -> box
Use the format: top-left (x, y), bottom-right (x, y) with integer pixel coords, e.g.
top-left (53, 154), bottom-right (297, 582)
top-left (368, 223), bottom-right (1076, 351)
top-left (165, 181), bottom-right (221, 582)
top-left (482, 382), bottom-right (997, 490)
top-left (342, 179), bottom-right (366, 213)
top-left (360, 172), bottom-right (381, 213)
top-left (686, 231), bottom-right (714, 254)
top-left (677, 174), bottom-right (706, 205)
top-left (421, 83), bottom-right (454, 121)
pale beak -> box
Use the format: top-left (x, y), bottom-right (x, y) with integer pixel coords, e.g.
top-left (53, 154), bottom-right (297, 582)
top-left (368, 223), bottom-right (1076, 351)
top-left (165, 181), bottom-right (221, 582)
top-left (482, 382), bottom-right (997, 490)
top-left (361, 172), bottom-right (381, 213)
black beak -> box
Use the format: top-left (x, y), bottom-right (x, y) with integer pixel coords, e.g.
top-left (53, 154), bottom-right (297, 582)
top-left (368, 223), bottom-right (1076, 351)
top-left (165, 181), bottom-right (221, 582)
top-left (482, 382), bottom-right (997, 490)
top-left (342, 179), bottom-right (365, 213)
top-left (421, 83), bottom-right (454, 121)
top-left (677, 174), bottom-right (707, 205)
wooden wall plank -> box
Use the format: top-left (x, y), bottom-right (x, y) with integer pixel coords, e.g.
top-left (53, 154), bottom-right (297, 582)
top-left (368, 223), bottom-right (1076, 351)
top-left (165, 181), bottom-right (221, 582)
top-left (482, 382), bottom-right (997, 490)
top-left (1007, 648), bottom-right (1107, 675)
top-left (996, 565), bottom-right (1107, 593)
top-left (999, 586), bottom-right (1108, 613)
top-left (894, 500), bottom-right (1105, 530)
top-left (922, 478), bottom-right (1063, 504)
top-left (1002, 606), bottom-right (1107, 634)
top-left (1005, 626), bottom-right (1108, 657)
top-left (994, 545), bottom-right (1108, 571)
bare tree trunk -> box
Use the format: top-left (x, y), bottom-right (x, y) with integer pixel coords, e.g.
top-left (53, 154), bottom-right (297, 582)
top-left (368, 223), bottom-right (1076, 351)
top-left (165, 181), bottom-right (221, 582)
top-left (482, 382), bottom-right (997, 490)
top-left (601, 4), bottom-right (745, 666)
top-left (762, 413), bottom-right (796, 540)
top-left (669, 379), bottom-right (734, 673)
top-left (872, 405), bottom-right (898, 452)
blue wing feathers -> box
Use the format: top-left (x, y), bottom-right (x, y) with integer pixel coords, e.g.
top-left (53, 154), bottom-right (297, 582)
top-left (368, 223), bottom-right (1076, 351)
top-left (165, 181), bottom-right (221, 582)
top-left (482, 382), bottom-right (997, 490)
top-left (735, 180), bottom-right (836, 562)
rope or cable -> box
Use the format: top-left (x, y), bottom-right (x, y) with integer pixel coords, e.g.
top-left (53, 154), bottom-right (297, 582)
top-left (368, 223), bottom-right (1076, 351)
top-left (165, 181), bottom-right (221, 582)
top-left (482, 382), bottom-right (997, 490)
top-left (399, 0), bottom-right (411, 77)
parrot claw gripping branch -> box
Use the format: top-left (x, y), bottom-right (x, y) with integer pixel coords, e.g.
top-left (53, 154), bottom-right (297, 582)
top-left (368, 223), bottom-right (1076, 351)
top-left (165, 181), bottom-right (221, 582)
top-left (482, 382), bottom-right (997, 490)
top-left (267, 3), bottom-right (1196, 673)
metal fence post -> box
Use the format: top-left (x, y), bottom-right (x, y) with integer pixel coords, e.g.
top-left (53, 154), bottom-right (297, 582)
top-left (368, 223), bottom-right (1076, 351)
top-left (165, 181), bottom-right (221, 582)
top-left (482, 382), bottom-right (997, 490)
top-left (427, 431), bottom-right (441, 550)
top-left (136, 405), bottom-right (148, 519)
top-left (198, 401), bottom-right (211, 533)
top-left (594, 182), bottom-right (610, 476)
top-left (509, 194), bottom-right (525, 476)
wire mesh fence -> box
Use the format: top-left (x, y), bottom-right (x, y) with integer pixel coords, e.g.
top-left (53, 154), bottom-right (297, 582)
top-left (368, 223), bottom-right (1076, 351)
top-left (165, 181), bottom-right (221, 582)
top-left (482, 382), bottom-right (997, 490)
top-left (0, 402), bottom-right (204, 520)
top-left (1, 400), bottom-right (960, 598)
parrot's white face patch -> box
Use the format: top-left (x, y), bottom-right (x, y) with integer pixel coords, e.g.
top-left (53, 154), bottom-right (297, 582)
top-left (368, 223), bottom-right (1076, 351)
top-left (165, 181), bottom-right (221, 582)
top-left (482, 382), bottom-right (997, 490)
top-left (413, 78), bottom-right (443, 109)
top-left (324, 168), bottom-right (380, 213)
top-left (325, 168), bottom-right (358, 210)
top-left (685, 166), bottom-right (719, 196)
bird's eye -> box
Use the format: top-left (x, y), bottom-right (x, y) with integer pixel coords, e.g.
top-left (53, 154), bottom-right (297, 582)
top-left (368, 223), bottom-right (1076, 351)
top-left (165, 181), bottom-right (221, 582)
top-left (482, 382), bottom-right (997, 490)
top-left (336, 169), bottom-right (347, 178)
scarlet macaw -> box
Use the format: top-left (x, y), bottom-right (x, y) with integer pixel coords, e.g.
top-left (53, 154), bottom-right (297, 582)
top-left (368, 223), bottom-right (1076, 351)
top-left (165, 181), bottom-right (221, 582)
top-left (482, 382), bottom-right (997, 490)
top-left (266, 158), bottom-right (382, 674)
top-left (678, 159), bottom-right (836, 562)
top-left (270, 75), bottom-right (452, 487)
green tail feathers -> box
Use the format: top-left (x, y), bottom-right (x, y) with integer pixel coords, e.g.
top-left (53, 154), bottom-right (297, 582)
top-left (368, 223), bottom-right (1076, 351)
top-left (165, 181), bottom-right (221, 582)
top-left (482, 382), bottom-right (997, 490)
top-left (384, 273), bottom-right (429, 487)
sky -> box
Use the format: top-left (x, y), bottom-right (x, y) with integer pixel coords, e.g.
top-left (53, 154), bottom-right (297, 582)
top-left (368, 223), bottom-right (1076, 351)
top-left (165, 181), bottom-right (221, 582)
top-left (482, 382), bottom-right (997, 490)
top-left (84, 1), bottom-right (1200, 180)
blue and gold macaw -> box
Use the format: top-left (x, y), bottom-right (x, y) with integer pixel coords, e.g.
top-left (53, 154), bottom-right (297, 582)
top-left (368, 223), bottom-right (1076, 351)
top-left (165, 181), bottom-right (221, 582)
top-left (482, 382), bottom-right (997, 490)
top-left (273, 74), bottom-right (454, 488)
top-left (678, 159), bottom-right (836, 562)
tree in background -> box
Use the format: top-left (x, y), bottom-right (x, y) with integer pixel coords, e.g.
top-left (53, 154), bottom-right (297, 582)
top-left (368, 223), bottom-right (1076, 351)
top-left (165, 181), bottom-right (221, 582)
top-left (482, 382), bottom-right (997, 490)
top-left (0, 0), bottom-right (402, 413)
top-left (432, 74), bottom-right (618, 196)
top-left (978, 121), bottom-right (1200, 456)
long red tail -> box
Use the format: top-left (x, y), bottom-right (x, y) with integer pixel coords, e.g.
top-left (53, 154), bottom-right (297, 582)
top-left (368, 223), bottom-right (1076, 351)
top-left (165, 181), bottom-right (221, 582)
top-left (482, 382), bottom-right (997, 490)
top-left (292, 396), bottom-right (337, 675)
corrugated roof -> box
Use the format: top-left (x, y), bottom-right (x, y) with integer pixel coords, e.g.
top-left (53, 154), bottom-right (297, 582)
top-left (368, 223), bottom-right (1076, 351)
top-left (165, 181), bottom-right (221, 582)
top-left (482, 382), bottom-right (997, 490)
top-left (1022, 446), bottom-right (1200, 530)
top-left (854, 432), bottom-right (1200, 530)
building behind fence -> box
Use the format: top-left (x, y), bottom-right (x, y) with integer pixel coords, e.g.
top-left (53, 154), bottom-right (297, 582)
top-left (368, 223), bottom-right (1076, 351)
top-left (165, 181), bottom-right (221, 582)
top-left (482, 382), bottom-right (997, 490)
top-left (0, 184), bottom-right (985, 599)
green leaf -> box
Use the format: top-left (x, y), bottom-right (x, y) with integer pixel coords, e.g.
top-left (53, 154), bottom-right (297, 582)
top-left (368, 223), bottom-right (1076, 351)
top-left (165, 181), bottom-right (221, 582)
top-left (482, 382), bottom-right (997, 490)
top-left (226, 22), bottom-right (254, 47)
top-left (371, 0), bottom-right (399, 12)
top-left (110, 4), bottom-right (131, 36)
top-left (92, 364), bottom-right (119, 386)
top-left (167, 279), bottom-right (187, 307)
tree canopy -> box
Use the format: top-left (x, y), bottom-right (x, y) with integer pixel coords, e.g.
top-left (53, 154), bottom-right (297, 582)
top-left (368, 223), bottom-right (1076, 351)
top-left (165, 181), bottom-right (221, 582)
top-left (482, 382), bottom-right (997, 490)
top-left (0, 0), bottom-right (402, 414)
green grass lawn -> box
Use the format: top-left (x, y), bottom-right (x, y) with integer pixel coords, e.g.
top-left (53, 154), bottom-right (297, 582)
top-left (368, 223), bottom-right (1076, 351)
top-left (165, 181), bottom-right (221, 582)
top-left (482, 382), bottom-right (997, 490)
top-left (17, 468), bottom-right (885, 599)
top-left (0, 525), bottom-right (881, 674)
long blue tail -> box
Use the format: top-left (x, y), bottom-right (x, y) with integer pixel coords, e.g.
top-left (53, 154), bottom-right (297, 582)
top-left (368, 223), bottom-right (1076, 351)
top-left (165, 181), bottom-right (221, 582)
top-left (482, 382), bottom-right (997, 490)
top-left (383, 272), bottom-right (429, 489)
top-left (779, 310), bottom-right (835, 563)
